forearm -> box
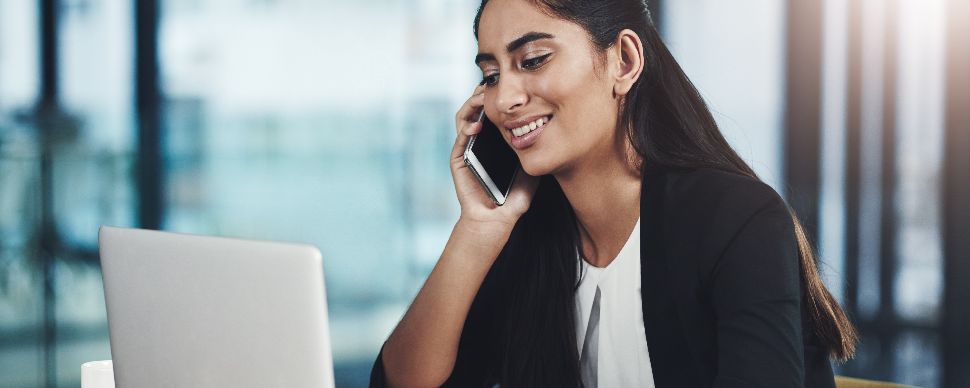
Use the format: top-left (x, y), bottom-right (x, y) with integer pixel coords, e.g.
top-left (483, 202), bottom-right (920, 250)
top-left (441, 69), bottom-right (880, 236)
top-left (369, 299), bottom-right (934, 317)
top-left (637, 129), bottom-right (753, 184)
top-left (382, 219), bottom-right (511, 388)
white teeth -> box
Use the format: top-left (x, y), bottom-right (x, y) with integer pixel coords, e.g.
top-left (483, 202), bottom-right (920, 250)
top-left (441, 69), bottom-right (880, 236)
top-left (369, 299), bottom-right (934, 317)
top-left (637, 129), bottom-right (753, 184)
top-left (510, 116), bottom-right (550, 137)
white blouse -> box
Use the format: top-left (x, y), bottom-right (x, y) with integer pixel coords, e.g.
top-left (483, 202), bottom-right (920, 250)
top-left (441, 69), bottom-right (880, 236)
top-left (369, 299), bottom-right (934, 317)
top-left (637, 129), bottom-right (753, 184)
top-left (575, 218), bottom-right (655, 388)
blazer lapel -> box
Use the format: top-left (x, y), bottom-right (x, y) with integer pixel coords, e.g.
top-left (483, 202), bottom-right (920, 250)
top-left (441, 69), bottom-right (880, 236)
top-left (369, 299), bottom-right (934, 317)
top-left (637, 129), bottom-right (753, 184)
top-left (640, 170), bottom-right (701, 388)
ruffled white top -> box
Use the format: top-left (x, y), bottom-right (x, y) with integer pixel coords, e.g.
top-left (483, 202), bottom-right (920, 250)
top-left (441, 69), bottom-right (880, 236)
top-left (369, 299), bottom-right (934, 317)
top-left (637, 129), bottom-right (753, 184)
top-left (575, 218), bottom-right (656, 388)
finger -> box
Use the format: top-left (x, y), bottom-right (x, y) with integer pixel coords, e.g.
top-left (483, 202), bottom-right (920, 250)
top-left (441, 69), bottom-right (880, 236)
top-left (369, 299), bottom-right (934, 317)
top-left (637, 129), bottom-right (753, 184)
top-left (451, 128), bottom-right (472, 160)
top-left (507, 167), bottom-right (540, 202)
top-left (456, 92), bottom-right (485, 124)
top-left (454, 82), bottom-right (485, 124)
top-left (452, 118), bottom-right (484, 155)
top-left (461, 120), bottom-right (483, 137)
top-left (455, 92), bottom-right (486, 131)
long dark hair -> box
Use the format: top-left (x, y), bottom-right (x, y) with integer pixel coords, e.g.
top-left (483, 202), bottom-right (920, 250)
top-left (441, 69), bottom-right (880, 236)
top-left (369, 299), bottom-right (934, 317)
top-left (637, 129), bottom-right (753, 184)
top-left (473, 0), bottom-right (858, 386)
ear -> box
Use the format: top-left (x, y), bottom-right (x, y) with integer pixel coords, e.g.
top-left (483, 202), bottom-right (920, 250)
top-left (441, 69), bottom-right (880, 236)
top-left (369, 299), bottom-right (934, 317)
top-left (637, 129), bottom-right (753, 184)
top-left (611, 29), bottom-right (645, 97)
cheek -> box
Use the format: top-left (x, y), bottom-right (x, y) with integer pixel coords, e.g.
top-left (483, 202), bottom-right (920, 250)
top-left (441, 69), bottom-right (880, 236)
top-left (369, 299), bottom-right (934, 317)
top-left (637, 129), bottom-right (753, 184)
top-left (533, 53), bottom-right (611, 115)
top-left (532, 62), bottom-right (614, 141)
top-left (529, 64), bottom-right (589, 104)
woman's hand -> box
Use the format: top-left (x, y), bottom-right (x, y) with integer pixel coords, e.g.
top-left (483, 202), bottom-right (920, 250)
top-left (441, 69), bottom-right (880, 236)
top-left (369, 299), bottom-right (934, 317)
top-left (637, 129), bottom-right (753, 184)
top-left (451, 84), bottom-right (540, 232)
top-left (380, 86), bottom-right (540, 388)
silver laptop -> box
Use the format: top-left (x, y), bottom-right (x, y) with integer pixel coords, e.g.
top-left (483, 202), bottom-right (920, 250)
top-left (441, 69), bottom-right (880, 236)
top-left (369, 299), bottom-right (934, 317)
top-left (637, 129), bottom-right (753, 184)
top-left (98, 226), bottom-right (335, 388)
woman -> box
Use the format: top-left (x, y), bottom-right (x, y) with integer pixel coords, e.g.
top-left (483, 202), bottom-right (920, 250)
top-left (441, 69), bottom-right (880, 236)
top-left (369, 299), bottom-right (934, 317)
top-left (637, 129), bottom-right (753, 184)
top-left (372, 0), bottom-right (857, 386)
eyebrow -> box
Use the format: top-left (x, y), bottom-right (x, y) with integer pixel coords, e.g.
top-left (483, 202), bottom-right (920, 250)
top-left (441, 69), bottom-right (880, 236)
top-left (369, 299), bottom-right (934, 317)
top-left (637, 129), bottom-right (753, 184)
top-left (474, 31), bottom-right (555, 65)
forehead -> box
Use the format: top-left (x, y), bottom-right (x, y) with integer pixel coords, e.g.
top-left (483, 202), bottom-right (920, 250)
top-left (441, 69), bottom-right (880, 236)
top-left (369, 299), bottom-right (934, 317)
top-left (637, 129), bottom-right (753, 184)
top-left (477, 0), bottom-right (581, 52)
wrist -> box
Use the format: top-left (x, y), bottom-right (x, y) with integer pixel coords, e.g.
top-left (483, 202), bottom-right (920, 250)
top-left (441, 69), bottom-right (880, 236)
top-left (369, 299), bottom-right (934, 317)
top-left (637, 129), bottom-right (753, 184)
top-left (456, 217), bottom-right (515, 237)
top-left (451, 217), bottom-right (515, 254)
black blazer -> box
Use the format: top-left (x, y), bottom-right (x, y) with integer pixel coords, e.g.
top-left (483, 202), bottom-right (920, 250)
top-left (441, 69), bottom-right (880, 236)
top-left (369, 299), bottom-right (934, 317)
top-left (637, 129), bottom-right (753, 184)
top-left (371, 167), bottom-right (836, 388)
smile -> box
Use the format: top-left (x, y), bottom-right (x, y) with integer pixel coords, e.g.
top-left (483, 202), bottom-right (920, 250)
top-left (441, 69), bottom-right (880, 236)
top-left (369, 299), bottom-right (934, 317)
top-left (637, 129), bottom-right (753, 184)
top-left (509, 115), bottom-right (552, 138)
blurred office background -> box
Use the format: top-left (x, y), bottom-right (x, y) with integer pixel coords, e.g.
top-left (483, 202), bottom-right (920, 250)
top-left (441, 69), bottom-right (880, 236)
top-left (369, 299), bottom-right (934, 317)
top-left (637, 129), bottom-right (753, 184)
top-left (0, 0), bottom-right (967, 387)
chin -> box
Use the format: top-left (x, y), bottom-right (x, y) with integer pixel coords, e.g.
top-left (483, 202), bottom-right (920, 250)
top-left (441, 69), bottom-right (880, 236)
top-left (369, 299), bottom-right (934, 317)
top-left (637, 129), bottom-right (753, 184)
top-left (518, 154), bottom-right (563, 177)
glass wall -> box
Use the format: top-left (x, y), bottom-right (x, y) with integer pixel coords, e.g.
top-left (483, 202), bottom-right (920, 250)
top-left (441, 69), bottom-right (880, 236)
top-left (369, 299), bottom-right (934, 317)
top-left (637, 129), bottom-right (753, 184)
top-left (815, 0), bottom-right (947, 386)
top-left (157, 1), bottom-right (479, 383)
top-left (1, 0), bottom-right (481, 386)
top-left (664, 0), bottom-right (787, 191)
top-left (1, 1), bottom-right (43, 387)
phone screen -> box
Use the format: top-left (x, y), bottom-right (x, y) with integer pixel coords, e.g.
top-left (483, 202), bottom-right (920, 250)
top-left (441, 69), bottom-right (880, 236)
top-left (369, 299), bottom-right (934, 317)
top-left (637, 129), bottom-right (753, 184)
top-left (467, 112), bottom-right (520, 203)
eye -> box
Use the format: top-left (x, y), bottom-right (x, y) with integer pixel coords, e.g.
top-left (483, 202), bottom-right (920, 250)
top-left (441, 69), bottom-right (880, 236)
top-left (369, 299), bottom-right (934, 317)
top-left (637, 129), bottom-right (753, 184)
top-left (481, 73), bottom-right (499, 87)
top-left (521, 53), bottom-right (552, 70)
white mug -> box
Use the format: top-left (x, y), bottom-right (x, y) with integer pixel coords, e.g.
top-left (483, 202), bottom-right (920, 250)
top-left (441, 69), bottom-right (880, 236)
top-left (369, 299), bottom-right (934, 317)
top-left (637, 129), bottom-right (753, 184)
top-left (81, 360), bottom-right (115, 388)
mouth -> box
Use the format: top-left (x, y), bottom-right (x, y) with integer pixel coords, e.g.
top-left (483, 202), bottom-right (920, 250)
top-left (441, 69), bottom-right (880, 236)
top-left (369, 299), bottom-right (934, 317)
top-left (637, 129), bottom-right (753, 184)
top-left (507, 115), bottom-right (552, 138)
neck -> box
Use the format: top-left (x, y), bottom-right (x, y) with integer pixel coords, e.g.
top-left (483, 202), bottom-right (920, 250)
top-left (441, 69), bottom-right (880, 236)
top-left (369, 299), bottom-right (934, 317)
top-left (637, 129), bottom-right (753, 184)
top-left (554, 136), bottom-right (642, 268)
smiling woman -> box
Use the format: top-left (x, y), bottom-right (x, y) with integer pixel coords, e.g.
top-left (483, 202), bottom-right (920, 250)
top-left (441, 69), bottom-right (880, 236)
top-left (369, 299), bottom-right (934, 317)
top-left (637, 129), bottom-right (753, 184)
top-left (371, 0), bottom-right (857, 387)
top-left (474, 6), bottom-right (630, 178)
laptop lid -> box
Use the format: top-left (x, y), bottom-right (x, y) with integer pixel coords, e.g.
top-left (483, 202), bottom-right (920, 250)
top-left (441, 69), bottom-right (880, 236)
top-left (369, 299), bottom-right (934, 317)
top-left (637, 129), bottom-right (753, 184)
top-left (98, 226), bottom-right (335, 388)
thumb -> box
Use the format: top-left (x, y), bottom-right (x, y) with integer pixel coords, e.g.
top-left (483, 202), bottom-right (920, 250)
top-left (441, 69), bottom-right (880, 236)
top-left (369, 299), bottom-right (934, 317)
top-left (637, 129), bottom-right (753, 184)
top-left (506, 167), bottom-right (540, 206)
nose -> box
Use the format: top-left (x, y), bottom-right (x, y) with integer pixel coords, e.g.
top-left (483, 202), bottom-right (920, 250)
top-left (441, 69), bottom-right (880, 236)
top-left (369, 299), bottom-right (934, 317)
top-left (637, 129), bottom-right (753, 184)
top-left (494, 76), bottom-right (528, 115)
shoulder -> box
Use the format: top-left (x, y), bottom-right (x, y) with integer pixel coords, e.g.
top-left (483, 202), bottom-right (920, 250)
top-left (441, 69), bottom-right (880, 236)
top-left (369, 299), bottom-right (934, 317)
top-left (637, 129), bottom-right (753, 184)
top-left (648, 167), bottom-right (794, 261)
top-left (663, 167), bottom-right (781, 210)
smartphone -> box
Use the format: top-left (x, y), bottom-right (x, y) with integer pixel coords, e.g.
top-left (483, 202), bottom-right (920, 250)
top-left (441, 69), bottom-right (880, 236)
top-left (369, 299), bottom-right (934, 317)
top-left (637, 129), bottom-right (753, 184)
top-left (463, 109), bottom-right (520, 206)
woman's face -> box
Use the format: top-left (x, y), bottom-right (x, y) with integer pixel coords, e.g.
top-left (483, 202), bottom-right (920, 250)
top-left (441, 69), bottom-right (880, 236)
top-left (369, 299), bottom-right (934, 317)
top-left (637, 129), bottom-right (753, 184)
top-left (476, 0), bottom-right (622, 177)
